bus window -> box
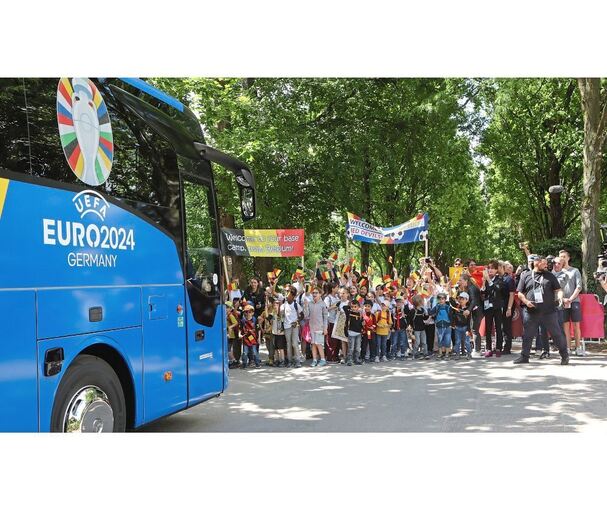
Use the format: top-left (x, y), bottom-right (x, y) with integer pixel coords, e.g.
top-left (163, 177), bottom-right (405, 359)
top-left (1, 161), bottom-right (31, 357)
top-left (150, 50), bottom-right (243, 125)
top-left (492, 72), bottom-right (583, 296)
top-left (20, 78), bottom-right (183, 255)
top-left (182, 174), bottom-right (221, 326)
top-left (24, 78), bottom-right (75, 183)
top-left (0, 79), bottom-right (31, 175)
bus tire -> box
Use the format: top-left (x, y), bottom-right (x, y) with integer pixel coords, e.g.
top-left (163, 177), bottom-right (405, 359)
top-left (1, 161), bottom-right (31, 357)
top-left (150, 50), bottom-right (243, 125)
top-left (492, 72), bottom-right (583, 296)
top-left (50, 354), bottom-right (126, 433)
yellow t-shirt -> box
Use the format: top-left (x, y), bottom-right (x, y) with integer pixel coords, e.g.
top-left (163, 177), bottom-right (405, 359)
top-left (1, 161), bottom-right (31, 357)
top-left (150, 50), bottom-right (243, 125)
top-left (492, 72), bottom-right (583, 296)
top-left (375, 310), bottom-right (392, 336)
top-left (227, 311), bottom-right (238, 339)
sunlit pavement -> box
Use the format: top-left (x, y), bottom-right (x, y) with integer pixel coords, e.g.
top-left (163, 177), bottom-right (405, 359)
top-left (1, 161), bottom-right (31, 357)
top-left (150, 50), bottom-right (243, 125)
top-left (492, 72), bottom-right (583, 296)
top-left (140, 344), bottom-right (607, 432)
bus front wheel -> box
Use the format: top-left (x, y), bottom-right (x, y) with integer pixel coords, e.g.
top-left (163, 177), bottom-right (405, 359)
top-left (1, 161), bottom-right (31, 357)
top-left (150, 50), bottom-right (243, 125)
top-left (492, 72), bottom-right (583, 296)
top-left (50, 354), bottom-right (126, 433)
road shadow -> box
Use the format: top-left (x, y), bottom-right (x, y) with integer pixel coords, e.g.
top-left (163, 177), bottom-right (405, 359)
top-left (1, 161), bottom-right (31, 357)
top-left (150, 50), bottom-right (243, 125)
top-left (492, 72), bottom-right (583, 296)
top-left (141, 349), bottom-right (607, 433)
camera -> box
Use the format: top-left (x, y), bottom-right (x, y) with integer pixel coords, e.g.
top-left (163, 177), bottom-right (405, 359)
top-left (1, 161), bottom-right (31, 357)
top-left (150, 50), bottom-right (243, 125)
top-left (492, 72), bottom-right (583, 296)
top-left (424, 257), bottom-right (432, 264)
top-left (594, 224), bottom-right (607, 281)
top-left (594, 270), bottom-right (607, 282)
top-left (546, 255), bottom-right (555, 272)
top-left (318, 259), bottom-right (328, 265)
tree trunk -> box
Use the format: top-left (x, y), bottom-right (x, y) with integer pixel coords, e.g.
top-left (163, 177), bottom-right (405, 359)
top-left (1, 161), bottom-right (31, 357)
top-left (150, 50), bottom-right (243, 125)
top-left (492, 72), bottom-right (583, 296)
top-left (546, 147), bottom-right (566, 238)
top-left (360, 150), bottom-right (372, 271)
top-left (253, 258), bottom-right (274, 285)
top-left (577, 78), bottom-right (607, 290)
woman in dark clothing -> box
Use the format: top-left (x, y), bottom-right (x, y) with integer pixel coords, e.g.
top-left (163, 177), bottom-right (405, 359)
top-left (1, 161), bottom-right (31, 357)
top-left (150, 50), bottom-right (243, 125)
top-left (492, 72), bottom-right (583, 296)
top-left (243, 277), bottom-right (266, 345)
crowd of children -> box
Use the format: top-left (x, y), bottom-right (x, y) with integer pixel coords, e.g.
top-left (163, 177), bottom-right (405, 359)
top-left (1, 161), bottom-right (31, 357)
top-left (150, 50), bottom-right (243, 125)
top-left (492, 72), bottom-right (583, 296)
top-left (224, 255), bottom-right (498, 369)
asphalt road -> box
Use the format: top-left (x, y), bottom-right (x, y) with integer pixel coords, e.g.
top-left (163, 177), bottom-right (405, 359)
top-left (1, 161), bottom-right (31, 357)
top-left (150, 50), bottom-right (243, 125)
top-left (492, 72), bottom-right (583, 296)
top-left (140, 346), bottom-right (607, 433)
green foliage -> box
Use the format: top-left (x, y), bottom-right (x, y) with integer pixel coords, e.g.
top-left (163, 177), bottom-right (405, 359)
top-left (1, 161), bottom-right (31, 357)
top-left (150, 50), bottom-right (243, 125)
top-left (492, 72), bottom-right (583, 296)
top-left (475, 79), bottom-right (583, 243)
top-left (148, 77), bottom-right (595, 282)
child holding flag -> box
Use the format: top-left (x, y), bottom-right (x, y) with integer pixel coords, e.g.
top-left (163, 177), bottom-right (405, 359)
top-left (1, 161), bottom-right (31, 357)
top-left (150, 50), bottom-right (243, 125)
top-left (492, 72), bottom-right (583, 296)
top-left (390, 296), bottom-right (409, 359)
top-left (240, 304), bottom-right (261, 369)
top-left (409, 294), bottom-right (430, 359)
top-left (362, 300), bottom-right (377, 362)
top-left (344, 300), bottom-right (364, 365)
top-left (451, 291), bottom-right (473, 360)
top-left (429, 292), bottom-right (453, 359)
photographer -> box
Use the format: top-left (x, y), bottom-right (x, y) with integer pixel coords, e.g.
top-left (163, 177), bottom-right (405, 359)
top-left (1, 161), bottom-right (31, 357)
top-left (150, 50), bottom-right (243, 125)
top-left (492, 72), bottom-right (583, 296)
top-left (599, 273), bottom-right (607, 306)
top-left (419, 257), bottom-right (443, 282)
top-left (514, 256), bottom-right (569, 365)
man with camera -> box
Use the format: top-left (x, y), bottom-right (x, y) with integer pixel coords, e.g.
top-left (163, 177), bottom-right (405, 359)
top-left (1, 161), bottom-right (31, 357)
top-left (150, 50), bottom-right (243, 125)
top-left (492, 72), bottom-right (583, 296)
top-left (598, 272), bottom-right (607, 305)
top-left (514, 255), bottom-right (569, 365)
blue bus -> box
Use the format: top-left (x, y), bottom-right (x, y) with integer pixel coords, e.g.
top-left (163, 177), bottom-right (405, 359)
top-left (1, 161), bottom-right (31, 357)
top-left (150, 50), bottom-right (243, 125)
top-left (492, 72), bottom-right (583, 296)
top-left (0, 78), bottom-right (256, 432)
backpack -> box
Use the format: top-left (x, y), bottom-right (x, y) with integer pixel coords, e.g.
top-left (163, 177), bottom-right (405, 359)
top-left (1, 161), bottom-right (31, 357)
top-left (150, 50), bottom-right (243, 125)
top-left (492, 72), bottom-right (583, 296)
top-left (293, 300), bottom-right (305, 321)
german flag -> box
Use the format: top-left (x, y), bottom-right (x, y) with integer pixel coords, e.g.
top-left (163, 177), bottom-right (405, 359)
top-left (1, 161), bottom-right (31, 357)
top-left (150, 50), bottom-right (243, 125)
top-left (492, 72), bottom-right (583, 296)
top-left (359, 278), bottom-right (368, 288)
top-left (329, 252), bottom-right (338, 261)
top-left (320, 271), bottom-right (331, 281)
top-left (356, 294), bottom-right (365, 304)
top-left (228, 281), bottom-right (238, 292)
top-left (419, 285), bottom-right (431, 298)
top-left (383, 274), bottom-right (392, 283)
top-left (342, 263), bottom-right (351, 274)
top-left (267, 268), bottom-right (282, 282)
top-left (410, 271), bottom-right (420, 281)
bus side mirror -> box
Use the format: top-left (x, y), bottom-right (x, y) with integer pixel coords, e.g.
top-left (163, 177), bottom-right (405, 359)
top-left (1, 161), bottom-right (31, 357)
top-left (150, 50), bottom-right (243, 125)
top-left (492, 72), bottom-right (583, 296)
top-left (239, 186), bottom-right (256, 222)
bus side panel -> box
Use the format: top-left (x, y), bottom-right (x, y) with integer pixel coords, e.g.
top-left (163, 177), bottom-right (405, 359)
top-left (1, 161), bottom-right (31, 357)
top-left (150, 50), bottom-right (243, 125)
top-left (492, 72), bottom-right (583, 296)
top-left (37, 330), bottom-right (144, 432)
top-left (0, 291), bottom-right (38, 432)
top-left (0, 178), bottom-right (183, 290)
top-left (37, 288), bottom-right (142, 340)
top-left (141, 286), bottom-right (187, 423)
top-left (186, 300), bottom-right (226, 407)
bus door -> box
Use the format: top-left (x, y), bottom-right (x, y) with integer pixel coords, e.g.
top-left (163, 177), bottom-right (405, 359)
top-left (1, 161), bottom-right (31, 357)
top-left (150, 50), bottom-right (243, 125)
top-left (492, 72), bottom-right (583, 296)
top-left (181, 173), bottom-right (225, 405)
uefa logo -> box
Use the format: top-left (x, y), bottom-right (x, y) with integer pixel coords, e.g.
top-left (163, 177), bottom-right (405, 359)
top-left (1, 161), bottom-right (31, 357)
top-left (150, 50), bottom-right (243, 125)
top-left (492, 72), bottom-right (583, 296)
top-left (56, 78), bottom-right (113, 186)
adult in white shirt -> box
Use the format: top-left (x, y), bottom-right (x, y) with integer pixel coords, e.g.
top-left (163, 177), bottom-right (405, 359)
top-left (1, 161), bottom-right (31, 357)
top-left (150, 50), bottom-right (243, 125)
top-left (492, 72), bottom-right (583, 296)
top-left (324, 282), bottom-right (341, 362)
top-left (280, 287), bottom-right (302, 368)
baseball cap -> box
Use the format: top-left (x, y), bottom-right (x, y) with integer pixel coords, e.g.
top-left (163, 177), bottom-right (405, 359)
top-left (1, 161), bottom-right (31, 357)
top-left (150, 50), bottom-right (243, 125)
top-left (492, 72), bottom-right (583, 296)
top-left (458, 292), bottom-right (469, 300)
top-left (225, 301), bottom-right (233, 308)
top-left (437, 292), bottom-right (447, 299)
top-left (528, 254), bottom-right (539, 263)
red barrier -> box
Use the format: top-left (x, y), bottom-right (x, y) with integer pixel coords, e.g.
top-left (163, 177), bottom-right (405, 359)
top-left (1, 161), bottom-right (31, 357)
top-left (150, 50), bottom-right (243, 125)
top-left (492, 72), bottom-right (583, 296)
top-left (578, 294), bottom-right (605, 338)
top-left (478, 294), bottom-right (604, 339)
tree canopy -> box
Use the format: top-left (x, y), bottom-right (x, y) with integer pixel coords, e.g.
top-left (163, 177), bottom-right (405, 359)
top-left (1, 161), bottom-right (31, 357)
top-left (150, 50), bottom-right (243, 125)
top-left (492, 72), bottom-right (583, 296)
top-left (151, 77), bottom-right (607, 288)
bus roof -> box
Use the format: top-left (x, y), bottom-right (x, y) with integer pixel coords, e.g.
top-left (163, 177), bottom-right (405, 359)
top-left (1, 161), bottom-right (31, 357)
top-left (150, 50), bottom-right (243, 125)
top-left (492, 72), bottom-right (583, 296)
top-left (118, 78), bottom-right (185, 113)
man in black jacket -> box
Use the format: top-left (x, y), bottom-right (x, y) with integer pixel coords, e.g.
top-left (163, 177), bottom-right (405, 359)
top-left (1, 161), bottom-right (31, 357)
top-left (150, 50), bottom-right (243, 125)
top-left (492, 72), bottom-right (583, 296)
top-left (458, 274), bottom-right (482, 355)
top-left (514, 256), bottom-right (569, 365)
top-left (481, 260), bottom-right (505, 357)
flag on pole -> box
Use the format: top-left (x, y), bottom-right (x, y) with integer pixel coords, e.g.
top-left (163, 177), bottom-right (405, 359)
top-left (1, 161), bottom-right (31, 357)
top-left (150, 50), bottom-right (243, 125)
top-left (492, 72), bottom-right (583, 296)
top-left (346, 212), bottom-right (429, 245)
